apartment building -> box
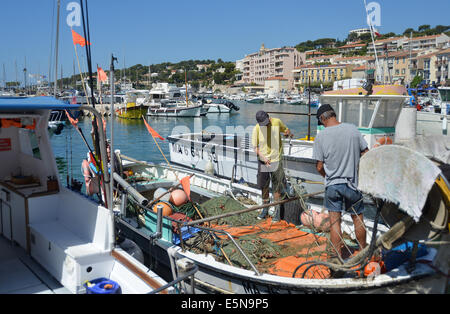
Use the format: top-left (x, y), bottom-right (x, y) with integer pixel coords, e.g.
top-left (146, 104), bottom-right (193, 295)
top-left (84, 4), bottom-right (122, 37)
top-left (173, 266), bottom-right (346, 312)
top-left (241, 44), bottom-right (305, 90)
top-left (367, 36), bottom-right (408, 54)
top-left (292, 64), bottom-right (354, 89)
top-left (337, 42), bottom-right (367, 54)
top-left (349, 28), bottom-right (371, 37)
top-left (410, 51), bottom-right (440, 85)
top-left (403, 33), bottom-right (450, 51)
top-left (435, 48), bottom-right (450, 85)
top-left (333, 55), bottom-right (373, 67)
top-left (264, 77), bottom-right (289, 94)
top-left (368, 50), bottom-right (421, 84)
top-left (305, 54), bottom-right (341, 65)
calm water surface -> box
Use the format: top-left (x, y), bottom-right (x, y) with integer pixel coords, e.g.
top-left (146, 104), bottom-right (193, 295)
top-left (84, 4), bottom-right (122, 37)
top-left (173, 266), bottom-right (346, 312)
top-left (50, 101), bottom-right (318, 184)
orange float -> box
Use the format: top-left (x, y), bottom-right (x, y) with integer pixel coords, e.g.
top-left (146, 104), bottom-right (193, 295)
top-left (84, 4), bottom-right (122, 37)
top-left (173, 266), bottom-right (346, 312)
top-left (373, 136), bottom-right (393, 148)
top-left (152, 201), bottom-right (173, 216)
top-left (169, 189), bottom-right (188, 207)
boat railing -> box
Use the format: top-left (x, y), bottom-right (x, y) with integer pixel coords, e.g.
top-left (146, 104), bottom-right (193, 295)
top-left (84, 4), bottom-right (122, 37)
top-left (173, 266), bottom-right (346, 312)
top-left (148, 261), bottom-right (199, 294)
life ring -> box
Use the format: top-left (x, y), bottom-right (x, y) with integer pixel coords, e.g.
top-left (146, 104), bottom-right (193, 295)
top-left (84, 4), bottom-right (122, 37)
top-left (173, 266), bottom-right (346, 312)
top-left (373, 136), bottom-right (393, 148)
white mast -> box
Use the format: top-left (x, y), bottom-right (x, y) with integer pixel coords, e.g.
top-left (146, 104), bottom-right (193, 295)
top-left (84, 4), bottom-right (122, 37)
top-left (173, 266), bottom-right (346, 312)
top-left (54, 0), bottom-right (61, 96)
top-left (364, 0), bottom-right (382, 83)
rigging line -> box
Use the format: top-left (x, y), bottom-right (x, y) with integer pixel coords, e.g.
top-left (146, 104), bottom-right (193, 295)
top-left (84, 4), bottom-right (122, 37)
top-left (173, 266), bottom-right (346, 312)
top-left (79, 0), bottom-right (102, 162)
top-left (79, 0), bottom-right (95, 108)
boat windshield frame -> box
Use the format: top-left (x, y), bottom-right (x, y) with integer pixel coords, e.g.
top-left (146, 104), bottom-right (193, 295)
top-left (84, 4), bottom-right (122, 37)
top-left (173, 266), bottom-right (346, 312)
top-left (319, 94), bottom-right (408, 129)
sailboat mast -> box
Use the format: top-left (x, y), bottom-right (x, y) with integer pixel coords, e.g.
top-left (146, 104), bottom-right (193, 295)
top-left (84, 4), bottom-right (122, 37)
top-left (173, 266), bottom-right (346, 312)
top-left (364, 0), bottom-right (381, 83)
top-left (185, 69), bottom-right (188, 106)
top-left (54, 0), bottom-right (61, 96)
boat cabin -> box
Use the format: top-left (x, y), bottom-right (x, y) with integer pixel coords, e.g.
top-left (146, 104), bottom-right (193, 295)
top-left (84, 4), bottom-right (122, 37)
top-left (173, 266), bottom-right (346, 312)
top-left (0, 97), bottom-right (173, 294)
top-left (319, 86), bottom-right (409, 148)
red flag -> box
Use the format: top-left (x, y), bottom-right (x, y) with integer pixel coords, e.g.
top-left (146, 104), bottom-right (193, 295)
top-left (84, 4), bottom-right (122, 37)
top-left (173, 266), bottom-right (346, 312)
top-left (180, 176), bottom-right (191, 200)
top-left (65, 110), bottom-right (78, 127)
top-left (142, 116), bottom-right (165, 140)
top-left (372, 26), bottom-right (382, 38)
top-left (97, 67), bottom-right (108, 82)
top-left (71, 29), bottom-right (91, 47)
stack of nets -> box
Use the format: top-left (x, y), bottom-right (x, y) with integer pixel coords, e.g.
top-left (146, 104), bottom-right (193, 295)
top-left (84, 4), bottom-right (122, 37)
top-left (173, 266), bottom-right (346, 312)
top-left (197, 196), bottom-right (260, 226)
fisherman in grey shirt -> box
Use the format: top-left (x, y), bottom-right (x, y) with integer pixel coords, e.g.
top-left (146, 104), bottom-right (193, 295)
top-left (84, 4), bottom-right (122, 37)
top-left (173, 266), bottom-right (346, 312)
top-left (313, 104), bottom-right (369, 261)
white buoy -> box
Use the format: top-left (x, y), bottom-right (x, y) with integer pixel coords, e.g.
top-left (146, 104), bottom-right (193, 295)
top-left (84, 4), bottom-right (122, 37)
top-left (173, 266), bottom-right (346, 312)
top-left (154, 187), bottom-right (170, 202)
top-left (395, 107), bottom-right (417, 143)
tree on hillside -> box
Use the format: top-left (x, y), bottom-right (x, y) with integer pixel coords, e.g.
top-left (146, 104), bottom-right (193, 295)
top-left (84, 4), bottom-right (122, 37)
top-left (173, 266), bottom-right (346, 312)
top-left (418, 25), bottom-right (431, 32)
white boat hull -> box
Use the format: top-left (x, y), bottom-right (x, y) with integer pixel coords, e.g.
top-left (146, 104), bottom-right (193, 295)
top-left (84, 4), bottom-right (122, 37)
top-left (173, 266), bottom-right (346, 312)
top-left (147, 105), bottom-right (203, 117)
top-left (206, 104), bottom-right (232, 113)
top-left (416, 111), bottom-right (449, 136)
top-left (167, 133), bottom-right (325, 195)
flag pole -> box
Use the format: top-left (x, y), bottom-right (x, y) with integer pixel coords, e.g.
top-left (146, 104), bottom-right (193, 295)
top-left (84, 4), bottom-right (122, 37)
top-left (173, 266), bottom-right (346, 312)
top-left (364, 0), bottom-right (381, 83)
top-left (54, 0), bottom-right (60, 96)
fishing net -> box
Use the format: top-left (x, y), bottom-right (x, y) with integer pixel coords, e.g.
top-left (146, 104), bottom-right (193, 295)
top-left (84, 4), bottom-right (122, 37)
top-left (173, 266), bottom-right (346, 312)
top-left (198, 196), bottom-right (259, 226)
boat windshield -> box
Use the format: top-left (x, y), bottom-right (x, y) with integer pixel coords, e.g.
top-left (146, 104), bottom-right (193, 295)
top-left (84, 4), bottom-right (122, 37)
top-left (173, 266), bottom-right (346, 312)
top-left (372, 99), bottom-right (403, 128)
top-left (320, 96), bottom-right (404, 128)
top-left (439, 88), bottom-right (450, 102)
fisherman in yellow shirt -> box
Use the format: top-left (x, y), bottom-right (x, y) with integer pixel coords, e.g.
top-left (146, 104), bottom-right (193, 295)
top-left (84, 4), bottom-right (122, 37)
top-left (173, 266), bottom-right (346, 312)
top-left (252, 111), bottom-right (293, 221)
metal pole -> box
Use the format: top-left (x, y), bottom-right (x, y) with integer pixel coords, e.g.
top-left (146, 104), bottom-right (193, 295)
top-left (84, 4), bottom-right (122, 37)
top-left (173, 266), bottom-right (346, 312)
top-left (308, 76), bottom-right (311, 141)
top-left (54, 0), bottom-right (60, 96)
top-left (109, 55), bottom-right (117, 250)
top-left (110, 54), bottom-right (117, 210)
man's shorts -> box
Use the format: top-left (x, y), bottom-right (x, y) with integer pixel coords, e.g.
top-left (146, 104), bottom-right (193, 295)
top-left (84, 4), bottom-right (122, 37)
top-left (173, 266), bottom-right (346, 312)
top-left (257, 160), bottom-right (286, 194)
top-left (324, 183), bottom-right (364, 215)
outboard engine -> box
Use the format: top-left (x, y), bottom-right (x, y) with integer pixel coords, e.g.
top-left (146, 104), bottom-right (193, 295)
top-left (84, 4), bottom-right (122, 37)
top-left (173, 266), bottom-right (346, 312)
top-left (225, 101), bottom-right (240, 111)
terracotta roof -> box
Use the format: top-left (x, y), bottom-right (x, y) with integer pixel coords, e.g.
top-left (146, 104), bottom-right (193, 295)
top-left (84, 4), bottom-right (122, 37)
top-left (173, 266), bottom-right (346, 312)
top-left (373, 36), bottom-right (407, 44)
top-left (334, 55), bottom-right (372, 62)
top-left (294, 64), bottom-right (350, 70)
top-left (338, 43), bottom-right (367, 49)
top-left (436, 48), bottom-right (450, 55)
top-left (406, 34), bottom-right (447, 42)
top-left (266, 76), bottom-right (288, 81)
top-left (417, 51), bottom-right (439, 59)
top-left (353, 65), bottom-right (367, 71)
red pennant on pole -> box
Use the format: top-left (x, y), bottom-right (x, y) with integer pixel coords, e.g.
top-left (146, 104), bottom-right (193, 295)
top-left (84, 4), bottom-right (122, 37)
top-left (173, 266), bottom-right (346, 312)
top-left (97, 67), bottom-right (108, 82)
top-left (180, 176), bottom-right (191, 201)
top-left (142, 116), bottom-right (165, 141)
top-left (65, 110), bottom-right (79, 127)
top-left (71, 29), bottom-right (91, 47)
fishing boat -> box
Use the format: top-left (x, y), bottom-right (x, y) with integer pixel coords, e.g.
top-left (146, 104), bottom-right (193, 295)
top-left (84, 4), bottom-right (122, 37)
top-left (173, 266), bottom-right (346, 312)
top-left (246, 95), bottom-right (265, 104)
top-left (47, 109), bottom-right (67, 132)
top-left (147, 101), bottom-right (205, 117)
top-left (416, 86), bottom-right (450, 136)
top-left (167, 85), bottom-right (411, 196)
top-left (116, 90), bottom-right (150, 119)
top-left (203, 99), bottom-right (240, 114)
top-left (0, 96), bottom-right (199, 294)
top-left (286, 95), bottom-right (304, 105)
top-left (113, 147), bottom-right (450, 294)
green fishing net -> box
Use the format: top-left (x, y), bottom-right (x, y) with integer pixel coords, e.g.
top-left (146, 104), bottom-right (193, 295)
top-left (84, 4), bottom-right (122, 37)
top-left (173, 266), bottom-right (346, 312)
top-left (198, 196), bottom-right (260, 226)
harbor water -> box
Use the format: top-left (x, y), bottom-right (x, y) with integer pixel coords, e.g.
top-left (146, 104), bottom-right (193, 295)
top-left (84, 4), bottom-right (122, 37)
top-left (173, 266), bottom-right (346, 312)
top-left (50, 101), bottom-right (318, 185)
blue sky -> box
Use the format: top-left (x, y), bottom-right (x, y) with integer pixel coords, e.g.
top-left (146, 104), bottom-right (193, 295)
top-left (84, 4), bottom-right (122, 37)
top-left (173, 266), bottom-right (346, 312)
top-left (1, 0), bottom-right (449, 84)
